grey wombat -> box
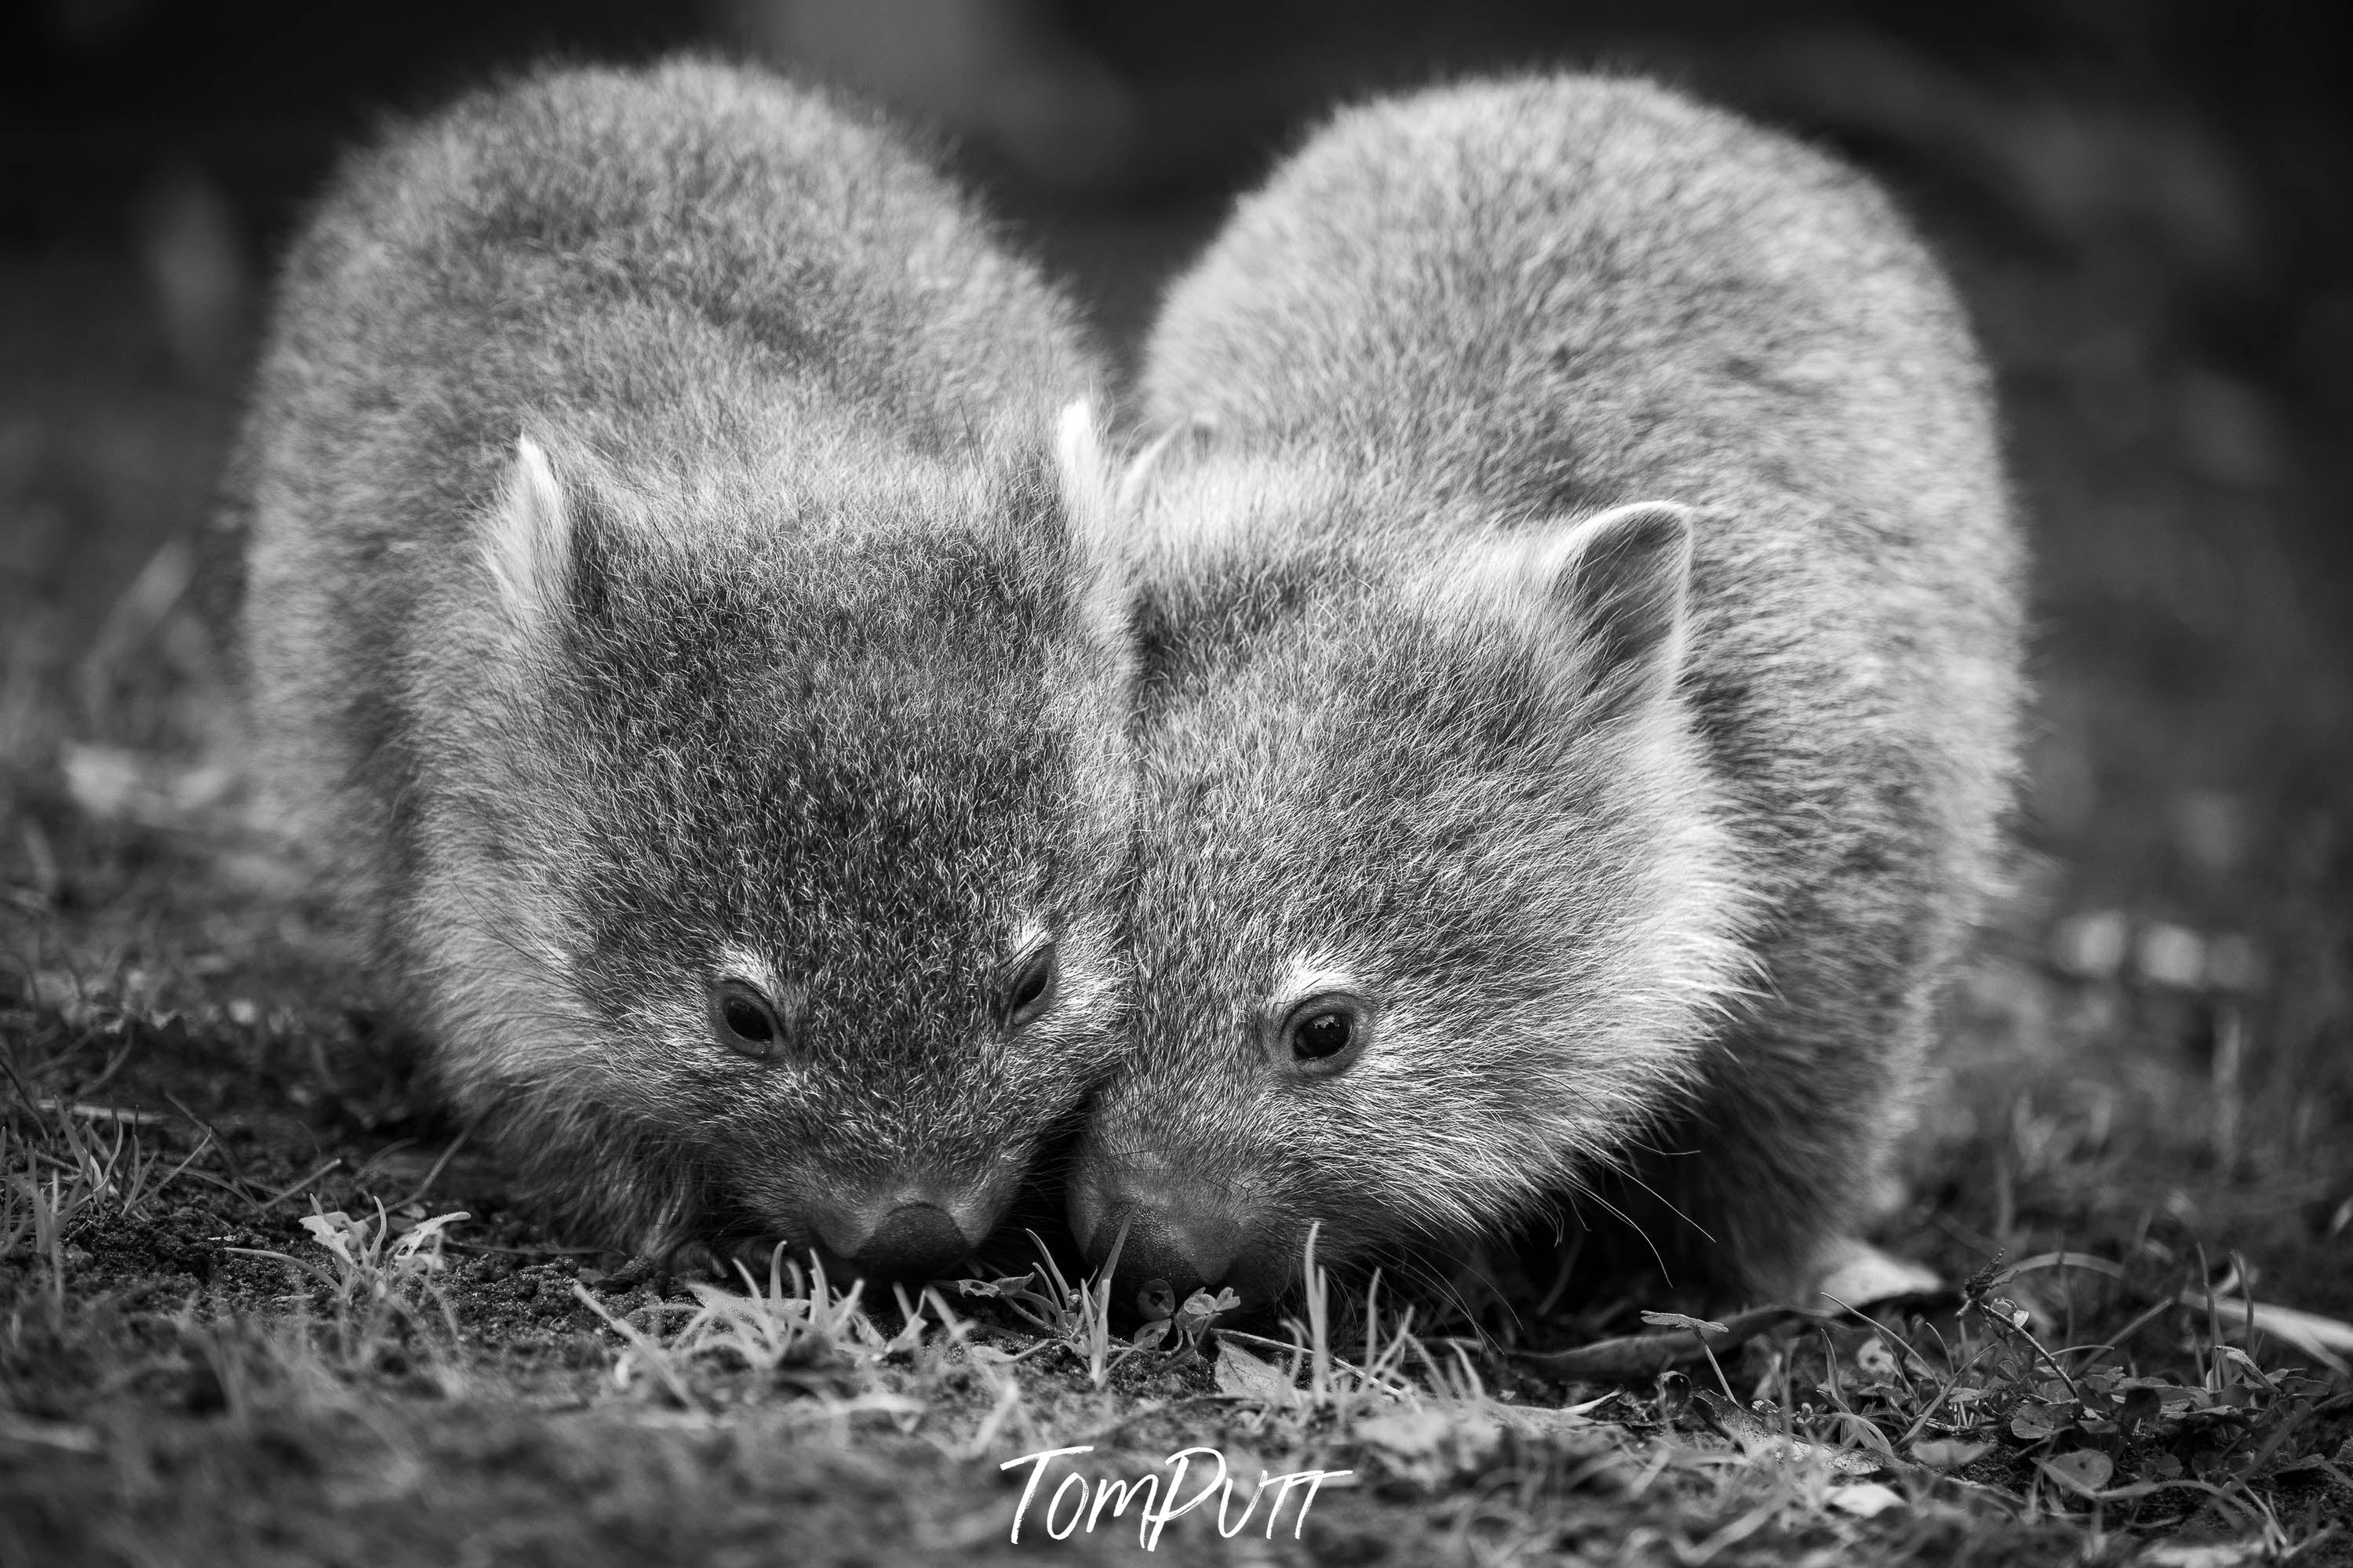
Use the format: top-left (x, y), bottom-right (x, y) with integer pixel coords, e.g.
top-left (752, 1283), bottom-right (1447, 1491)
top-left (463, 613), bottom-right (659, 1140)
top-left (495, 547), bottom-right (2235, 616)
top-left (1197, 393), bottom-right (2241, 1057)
top-left (1064, 74), bottom-right (2024, 1310)
top-left (234, 59), bottom-right (1120, 1280)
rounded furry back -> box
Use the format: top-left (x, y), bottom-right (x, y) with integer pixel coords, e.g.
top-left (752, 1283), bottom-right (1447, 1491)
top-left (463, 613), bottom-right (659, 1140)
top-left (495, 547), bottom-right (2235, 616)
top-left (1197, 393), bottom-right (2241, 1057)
top-left (1073, 73), bottom-right (2023, 1308)
top-left (235, 58), bottom-right (1124, 1267)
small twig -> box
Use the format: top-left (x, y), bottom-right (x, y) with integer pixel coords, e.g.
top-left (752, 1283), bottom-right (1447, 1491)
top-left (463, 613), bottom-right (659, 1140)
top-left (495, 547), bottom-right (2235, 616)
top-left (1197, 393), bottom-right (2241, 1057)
top-left (35, 1100), bottom-right (166, 1126)
top-left (1990, 1308), bottom-right (2085, 1407)
top-left (443, 1239), bottom-right (606, 1257)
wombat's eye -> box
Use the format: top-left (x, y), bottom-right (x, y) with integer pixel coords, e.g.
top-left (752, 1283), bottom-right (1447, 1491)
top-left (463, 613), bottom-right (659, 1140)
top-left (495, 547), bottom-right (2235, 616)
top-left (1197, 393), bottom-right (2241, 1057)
top-left (1000, 940), bottom-right (1058, 1030)
top-left (708, 978), bottom-right (785, 1060)
top-left (1281, 995), bottom-right (1368, 1072)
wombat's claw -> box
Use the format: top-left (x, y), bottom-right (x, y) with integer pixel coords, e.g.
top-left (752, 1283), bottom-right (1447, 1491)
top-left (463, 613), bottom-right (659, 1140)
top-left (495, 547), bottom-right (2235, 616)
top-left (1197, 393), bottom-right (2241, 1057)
top-left (601, 1256), bottom-right (657, 1291)
top-left (622, 1239), bottom-right (724, 1290)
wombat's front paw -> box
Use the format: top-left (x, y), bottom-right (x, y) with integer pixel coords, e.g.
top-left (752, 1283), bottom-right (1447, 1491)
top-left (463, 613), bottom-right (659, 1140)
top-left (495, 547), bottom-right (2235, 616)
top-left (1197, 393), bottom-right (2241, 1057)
top-left (607, 1238), bottom-right (730, 1290)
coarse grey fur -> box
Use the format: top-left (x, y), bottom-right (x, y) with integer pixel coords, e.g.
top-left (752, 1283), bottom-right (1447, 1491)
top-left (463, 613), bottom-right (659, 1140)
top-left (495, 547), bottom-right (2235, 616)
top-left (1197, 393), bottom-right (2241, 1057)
top-left (233, 58), bottom-right (1124, 1271)
top-left (1064, 73), bottom-right (2024, 1309)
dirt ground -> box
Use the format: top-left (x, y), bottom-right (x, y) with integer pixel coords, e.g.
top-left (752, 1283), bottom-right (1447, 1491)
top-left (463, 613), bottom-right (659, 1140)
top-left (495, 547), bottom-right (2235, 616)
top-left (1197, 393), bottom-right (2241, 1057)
top-left (5, 9), bottom-right (2351, 1566)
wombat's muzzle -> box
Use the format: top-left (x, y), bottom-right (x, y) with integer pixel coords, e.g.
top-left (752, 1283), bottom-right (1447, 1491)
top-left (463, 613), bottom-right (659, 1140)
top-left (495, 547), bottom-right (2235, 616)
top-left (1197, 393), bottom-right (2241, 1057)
top-left (1072, 1162), bottom-right (1271, 1321)
top-left (810, 1197), bottom-right (982, 1285)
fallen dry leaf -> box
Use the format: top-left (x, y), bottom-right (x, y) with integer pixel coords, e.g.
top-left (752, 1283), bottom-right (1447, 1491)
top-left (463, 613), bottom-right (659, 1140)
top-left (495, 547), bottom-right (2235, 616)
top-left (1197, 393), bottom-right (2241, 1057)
top-left (2180, 1293), bottom-right (2353, 1374)
top-left (1812, 1239), bottom-right (1943, 1308)
top-left (1517, 1305), bottom-right (1796, 1379)
top-left (1690, 1391), bottom-right (1883, 1475)
top-left (2143, 1540), bottom-right (2265, 1567)
top-left (1826, 1482), bottom-right (1906, 1517)
top-left (1212, 1342), bottom-right (1298, 1410)
top-left (1909, 1438), bottom-right (1990, 1471)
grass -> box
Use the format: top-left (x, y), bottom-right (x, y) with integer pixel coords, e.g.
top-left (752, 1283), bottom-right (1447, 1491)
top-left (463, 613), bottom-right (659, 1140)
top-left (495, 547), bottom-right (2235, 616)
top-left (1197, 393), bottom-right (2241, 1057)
top-left (4, 931), bottom-right (2346, 1566)
top-left (6, 28), bottom-right (2353, 1566)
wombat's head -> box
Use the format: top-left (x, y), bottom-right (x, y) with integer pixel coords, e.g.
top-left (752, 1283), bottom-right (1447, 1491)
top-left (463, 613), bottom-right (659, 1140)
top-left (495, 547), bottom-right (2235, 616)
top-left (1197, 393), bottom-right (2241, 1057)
top-left (421, 425), bottom-right (1131, 1282)
top-left (1065, 446), bottom-right (1750, 1315)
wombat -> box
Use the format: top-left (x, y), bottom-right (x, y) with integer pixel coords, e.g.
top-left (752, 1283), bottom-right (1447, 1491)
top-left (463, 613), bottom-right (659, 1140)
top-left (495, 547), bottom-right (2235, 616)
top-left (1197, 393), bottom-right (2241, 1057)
top-left (232, 59), bottom-right (1124, 1281)
top-left (1062, 74), bottom-right (2024, 1312)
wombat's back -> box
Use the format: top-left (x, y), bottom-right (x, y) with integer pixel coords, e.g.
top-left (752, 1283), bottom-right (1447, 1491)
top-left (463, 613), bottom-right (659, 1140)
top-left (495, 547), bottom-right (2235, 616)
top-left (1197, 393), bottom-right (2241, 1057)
top-left (1100, 75), bottom-right (2023, 1300)
top-left (1147, 75), bottom-right (2018, 879)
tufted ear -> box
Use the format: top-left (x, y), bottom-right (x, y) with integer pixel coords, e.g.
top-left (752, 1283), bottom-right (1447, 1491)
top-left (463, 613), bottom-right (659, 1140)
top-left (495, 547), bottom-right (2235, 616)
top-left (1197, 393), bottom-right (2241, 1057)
top-left (1054, 399), bottom-right (1120, 548)
top-left (1115, 414), bottom-right (1207, 514)
top-left (1054, 398), bottom-right (1215, 551)
top-left (483, 435), bottom-right (572, 628)
top-left (1525, 501), bottom-right (1695, 712)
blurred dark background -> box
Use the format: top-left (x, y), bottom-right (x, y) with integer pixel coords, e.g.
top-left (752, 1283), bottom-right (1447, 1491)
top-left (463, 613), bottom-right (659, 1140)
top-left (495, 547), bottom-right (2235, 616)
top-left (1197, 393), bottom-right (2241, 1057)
top-left (3, 2), bottom-right (2349, 1205)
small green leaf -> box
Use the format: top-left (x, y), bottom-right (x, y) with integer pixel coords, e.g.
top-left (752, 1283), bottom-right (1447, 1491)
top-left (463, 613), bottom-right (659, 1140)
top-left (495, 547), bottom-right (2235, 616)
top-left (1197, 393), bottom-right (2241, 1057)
top-left (1177, 1286), bottom-right (1240, 1325)
top-left (1639, 1309), bottom-right (1728, 1336)
top-left (2010, 1403), bottom-right (2061, 1441)
top-left (1135, 1278), bottom-right (1177, 1323)
top-left (2038, 1450), bottom-right (2115, 1495)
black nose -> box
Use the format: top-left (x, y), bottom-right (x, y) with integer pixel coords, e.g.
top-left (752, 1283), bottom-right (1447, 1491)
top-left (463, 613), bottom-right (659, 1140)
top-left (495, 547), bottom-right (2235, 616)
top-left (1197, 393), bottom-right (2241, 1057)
top-left (1113, 1213), bottom-right (1211, 1319)
top-left (843, 1202), bottom-right (971, 1282)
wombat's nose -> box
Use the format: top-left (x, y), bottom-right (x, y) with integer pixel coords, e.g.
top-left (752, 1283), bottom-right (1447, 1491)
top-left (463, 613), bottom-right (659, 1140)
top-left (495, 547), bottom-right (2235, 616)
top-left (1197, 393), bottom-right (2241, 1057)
top-left (1072, 1159), bottom-right (1256, 1317)
top-left (1113, 1211), bottom-right (1225, 1319)
top-left (838, 1202), bottom-right (971, 1282)
top-left (1084, 1202), bottom-right (1246, 1322)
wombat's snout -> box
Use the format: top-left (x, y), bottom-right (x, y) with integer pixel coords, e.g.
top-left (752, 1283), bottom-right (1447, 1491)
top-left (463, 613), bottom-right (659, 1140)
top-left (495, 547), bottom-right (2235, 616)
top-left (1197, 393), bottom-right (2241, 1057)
top-left (1073, 1159), bottom-right (1266, 1319)
top-left (810, 1195), bottom-right (983, 1284)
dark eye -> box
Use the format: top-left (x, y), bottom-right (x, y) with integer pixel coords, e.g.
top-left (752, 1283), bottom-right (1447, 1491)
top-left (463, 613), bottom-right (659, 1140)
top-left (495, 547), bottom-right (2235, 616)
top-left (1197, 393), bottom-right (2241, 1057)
top-left (709, 979), bottom-right (785, 1060)
top-left (1281, 995), bottom-right (1368, 1072)
top-left (1000, 941), bottom-right (1058, 1030)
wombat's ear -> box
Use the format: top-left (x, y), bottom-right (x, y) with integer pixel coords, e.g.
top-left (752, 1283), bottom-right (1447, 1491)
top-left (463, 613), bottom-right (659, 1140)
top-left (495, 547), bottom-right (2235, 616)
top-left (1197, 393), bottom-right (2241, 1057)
top-left (1532, 501), bottom-right (1695, 711)
top-left (1054, 400), bottom-right (1118, 555)
top-left (1113, 415), bottom-right (1209, 515)
top-left (1053, 399), bottom-right (1211, 551)
top-left (485, 435), bottom-right (572, 628)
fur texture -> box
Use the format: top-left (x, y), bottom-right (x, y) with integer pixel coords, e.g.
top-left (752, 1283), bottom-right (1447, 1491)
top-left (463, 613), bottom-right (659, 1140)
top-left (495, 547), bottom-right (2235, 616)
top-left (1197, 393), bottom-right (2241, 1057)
top-left (234, 58), bottom-right (1123, 1271)
top-left (1065, 73), bottom-right (2024, 1308)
